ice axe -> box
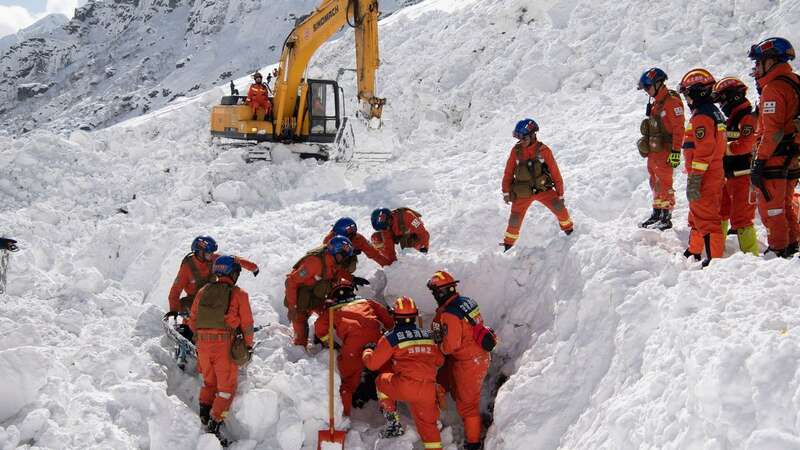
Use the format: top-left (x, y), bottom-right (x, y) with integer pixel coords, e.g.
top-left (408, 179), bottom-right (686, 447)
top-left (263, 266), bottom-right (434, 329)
top-left (317, 306), bottom-right (346, 449)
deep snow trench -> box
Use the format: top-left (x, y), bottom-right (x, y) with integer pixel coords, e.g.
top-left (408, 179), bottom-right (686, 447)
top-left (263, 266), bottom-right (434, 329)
top-left (3, 0), bottom-right (800, 449)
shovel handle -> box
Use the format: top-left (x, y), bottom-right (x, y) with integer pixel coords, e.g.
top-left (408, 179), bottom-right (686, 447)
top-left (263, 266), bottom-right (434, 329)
top-left (328, 306), bottom-right (335, 432)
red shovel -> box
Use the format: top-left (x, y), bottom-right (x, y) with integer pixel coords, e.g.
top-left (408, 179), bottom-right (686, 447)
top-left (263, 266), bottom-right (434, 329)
top-left (317, 306), bottom-right (346, 449)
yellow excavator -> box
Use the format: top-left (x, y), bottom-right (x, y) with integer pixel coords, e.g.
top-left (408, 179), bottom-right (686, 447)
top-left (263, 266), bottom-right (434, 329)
top-left (209, 0), bottom-right (386, 162)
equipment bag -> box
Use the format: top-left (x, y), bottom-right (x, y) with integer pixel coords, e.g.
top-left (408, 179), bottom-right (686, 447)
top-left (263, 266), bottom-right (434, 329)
top-left (445, 297), bottom-right (498, 352)
top-left (230, 330), bottom-right (251, 367)
top-left (511, 143), bottom-right (553, 198)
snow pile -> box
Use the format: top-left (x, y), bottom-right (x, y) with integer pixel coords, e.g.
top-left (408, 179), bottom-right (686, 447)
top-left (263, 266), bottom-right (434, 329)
top-left (2, 0), bottom-right (800, 449)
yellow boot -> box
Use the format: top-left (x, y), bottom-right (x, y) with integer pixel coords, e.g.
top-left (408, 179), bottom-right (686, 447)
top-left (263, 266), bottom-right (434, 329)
top-left (721, 219), bottom-right (730, 237)
top-left (737, 225), bottom-right (759, 256)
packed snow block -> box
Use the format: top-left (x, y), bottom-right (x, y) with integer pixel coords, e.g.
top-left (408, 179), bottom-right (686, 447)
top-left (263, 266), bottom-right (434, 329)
top-left (233, 389), bottom-right (280, 441)
top-left (276, 408), bottom-right (303, 450)
top-left (73, 266), bottom-right (107, 294)
top-left (745, 429), bottom-right (800, 450)
top-left (17, 408), bottom-right (51, 444)
top-left (0, 347), bottom-right (51, 422)
top-left (133, 304), bottom-right (167, 340)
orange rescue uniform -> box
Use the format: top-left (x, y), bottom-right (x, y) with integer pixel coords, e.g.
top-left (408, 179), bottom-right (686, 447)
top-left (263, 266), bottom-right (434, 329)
top-left (370, 209), bottom-right (430, 265)
top-left (188, 278), bottom-right (254, 422)
top-left (682, 103), bottom-right (727, 258)
top-left (720, 101), bottom-right (758, 230)
top-left (247, 83), bottom-right (271, 120)
top-left (753, 64), bottom-right (800, 252)
top-left (501, 140), bottom-right (573, 245)
top-left (432, 295), bottom-right (490, 445)
top-left (363, 323), bottom-right (444, 450)
top-left (314, 298), bottom-right (394, 415)
top-left (323, 231), bottom-right (390, 267)
top-left (647, 88), bottom-right (686, 210)
top-left (284, 251), bottom-right (352, 346)
top-left (168, 253), bottom-right (258, 313)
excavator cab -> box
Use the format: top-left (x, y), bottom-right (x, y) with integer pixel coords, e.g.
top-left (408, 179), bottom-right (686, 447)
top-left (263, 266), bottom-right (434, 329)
top-left (306, 79), bottom-right (341, 142)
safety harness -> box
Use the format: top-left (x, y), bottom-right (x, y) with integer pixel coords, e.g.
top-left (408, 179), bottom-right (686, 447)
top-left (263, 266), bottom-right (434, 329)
top-left (287, 246), bottom-right (334, 312)
top-left (443, 296), bottom-right (497, 352)
top-left (179, 253), bottom-right (214, 311)
top-left (510, 142), bottom-right (554, 199)
top-left (722, 106), bottom-right (755, 178)
top-left (638, 89), bottom-right (681, 157)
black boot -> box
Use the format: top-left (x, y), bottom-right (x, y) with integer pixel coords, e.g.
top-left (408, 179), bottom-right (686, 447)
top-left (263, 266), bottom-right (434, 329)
top-left (199, 404), bottom-right (211, 427)
top-left (564, 228), bottom-right (574, 236)
top-left (500, 243), bottom-right (513, 252)
top-left (206, 420), bottom-right (229, 446)
top-left (683, 248), bottom-right (701, 261)
top-left (701, 234), bottom-right (713, 267)
top-left (786, 242), bottom-right (799, 257)
top-left (463, 443), bottom-right (482, 450)
top-left (639, 208), bottom-right (661, 228)
top-left (651, 210), bottom-right (672, 231)
top-left (380, 411), bottom-right (405, 438)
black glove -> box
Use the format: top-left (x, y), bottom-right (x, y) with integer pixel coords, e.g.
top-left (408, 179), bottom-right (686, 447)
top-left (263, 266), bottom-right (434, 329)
top-left (362, 342), bottom-right (377, 351)
top-left (419, 247), bottom-right (428, 254)
top-left (750, 159), bottom-right (771, 202)
top-left (353, 248), bottom-right (362, 256)
top-left (163, 311), bottom-right (179, 320)
top-left (0, 238), bottom-right (18, 252)
top-left (252, 267), bottom-right (259, 277)
top-left (353, 276), bottom-right (370, 287)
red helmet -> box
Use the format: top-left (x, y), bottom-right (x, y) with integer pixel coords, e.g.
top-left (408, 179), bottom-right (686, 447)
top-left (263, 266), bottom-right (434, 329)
top-left (328, 279), bottom-right (355, 303)
top-left (679, 68), bottom-right (715, 93)
top-left (426, 270), bottom-right (458, 290)
top-left (392, 296), bottom-right (418, 317)
top-left (711, 77), bottom-right (747, 104)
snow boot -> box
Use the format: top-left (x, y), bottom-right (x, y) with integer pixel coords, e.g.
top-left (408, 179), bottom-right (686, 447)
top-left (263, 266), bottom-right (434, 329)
top-left (206, 420), bottom-right (229, 447)
top-left (683, 249), bottom-right (701, 261)
top-left (380, 411), bottom-right (405, 438)
top-left (564, 228), bottom-right (574, 236)
top-left (639, 208), bottom-right (661, 228)
top-left (500, 243), bottom-right (513, 252)
top-left (651, 210), bottom-right (672, 231)
top-left (199, 404), bottom-right (211, 427)
top-left (463, 443), bottom-right (482, 450)
top-left (786, 242), bottom-right (799, 257)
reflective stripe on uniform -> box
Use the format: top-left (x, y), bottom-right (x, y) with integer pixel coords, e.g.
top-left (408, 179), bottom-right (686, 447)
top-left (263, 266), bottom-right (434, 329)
top-left (397, 339), bottom-right (435, 349)
top-left (377, 390), bottom-right (389, 400)
top-left (691, 162), bottom-right (708, 171)
top-left (424, 442), bottom-right (442, 449)
top-left (217, 392), bottom-right (232, 399)
top-left (319, 333), bottom-right (330, 342)
top-left (560, 219), bottom-right (573, 226)
top-left (768, 208), bottom-right (784, 217)
top-left (504, 232), bottom-right (519, 239)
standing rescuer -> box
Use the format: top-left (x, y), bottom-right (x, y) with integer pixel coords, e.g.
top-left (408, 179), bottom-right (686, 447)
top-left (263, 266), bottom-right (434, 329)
top-left (187, 255), bottom-right (254, 443)
top-left (246, 71), bottom-right (272, 121)
top-left (748, 37), bottom-right (800, 257)
top-left (362, 296), bottom-right (444, 449)
top-left (501, 118), bottom-right (573, 251)
top-left (637, 68), bottom-right (686, 230)
top-left (711, 77), bottom-right (760, 255)
top-left (428, 271), bottom-right (495, 450)
top-left (284, 236), bottom-right (355, 347)
top-left (679, 68), bottom-right (727, 266)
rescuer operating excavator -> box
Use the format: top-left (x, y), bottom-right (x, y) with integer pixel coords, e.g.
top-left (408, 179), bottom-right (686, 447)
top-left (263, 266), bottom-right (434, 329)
top-left (210, 0), bottom-right (386, 162)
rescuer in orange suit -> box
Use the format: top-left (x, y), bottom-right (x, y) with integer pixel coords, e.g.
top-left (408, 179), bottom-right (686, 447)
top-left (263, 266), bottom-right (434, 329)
top-left (166, 235), bottom-right (259, 316)
top-left (501, 118), bottom-right (573, 251)
top-left (362, 296), bottom-right (444, 448)
top-left (369, 207), bottom-right (430, 265)
top-left (427, 271), bottom-right (491, 450)
top-left (636, 67), bottom-right (686, 230)
top-left (313, 279), bottom-right (394, 416)
top-left (324, 217), bottom-right (391, 267)
top-left (748, 37), bottom-right (800, 257)
top-left (679, 69), bottom-right (727, 266)
top-left (712, 77), bottom-right (759, 255)
top-left (187, 255), bottom-right (254, 441)
top-left (284, 236), bottom-right (355, 347)
top-left (246, 71), bottom-right (271, 120)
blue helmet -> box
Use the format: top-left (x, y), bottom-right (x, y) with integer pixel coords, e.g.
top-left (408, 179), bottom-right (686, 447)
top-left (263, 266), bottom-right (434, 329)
top-left (749, 37), bottom-right (795, 62)
top-left (371, 208), bottom-right (392, 231)
top-left (638, 68), bottom-right (668, 90)
top-left (326, 235), bottom-right (354, 259)
top-left (513, 119), bottom-right (539, 139)
top-left (191, 235), bottom-right (218, 254)
top-left (332, 217), bottom-right (357, 238)
top-left (212, 255), bottom-right (241, 276)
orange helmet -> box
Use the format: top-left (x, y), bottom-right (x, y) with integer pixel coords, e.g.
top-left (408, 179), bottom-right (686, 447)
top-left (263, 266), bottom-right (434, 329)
top-left (679, 68), bottom-right (716, 100)
top-left (392, 296), bottom-right (419, 317)
top-left (711, 77), bottom-right (748, 106)
top-left (426, 270), bottom-right (458, 290)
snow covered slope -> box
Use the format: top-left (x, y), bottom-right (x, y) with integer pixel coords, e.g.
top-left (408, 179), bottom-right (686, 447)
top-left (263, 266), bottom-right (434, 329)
top-left (0, 0), bottom-right (416, 136)
top-left (3, 0), bottom-right (800, 449)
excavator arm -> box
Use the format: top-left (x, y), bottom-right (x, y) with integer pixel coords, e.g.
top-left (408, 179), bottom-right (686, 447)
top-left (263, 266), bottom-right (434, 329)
top-left (272, 0), bottom-right (385, 139)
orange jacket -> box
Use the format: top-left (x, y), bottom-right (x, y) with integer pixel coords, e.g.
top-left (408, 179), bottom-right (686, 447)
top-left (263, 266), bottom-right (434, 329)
top-left (502, 141), bottom-right (565, 196)
top-left (682, 103), bottom-right (726, 176)
top-left (755, 64), bottom-right (800, 165)
top-left (650, 88), bottom-right (686, 152)
top-left (284, 252), bottom-right (352, 310)
top-left (363, 323), bottom-right (444, 382)
top-left (247, 83), bottom-right (270, 104)
top-left (432, 295), bottom-right (488, 361)
top-left (187, 278), bottom-right (255, 347)
top-left (389, 209), bottom-right (429, 250)
top-left (323, 231), bottom-right (390, 267)
top-left (168, 253), bottom-right (258, 312)
top-left (726, 101), bottom-right (758, 156)
top-left (314, 298), bottom-right (394, 348)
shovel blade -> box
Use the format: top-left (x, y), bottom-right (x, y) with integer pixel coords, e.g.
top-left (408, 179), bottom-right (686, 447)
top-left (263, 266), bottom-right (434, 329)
top-left (317, 429), bottom-right (346, 449)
